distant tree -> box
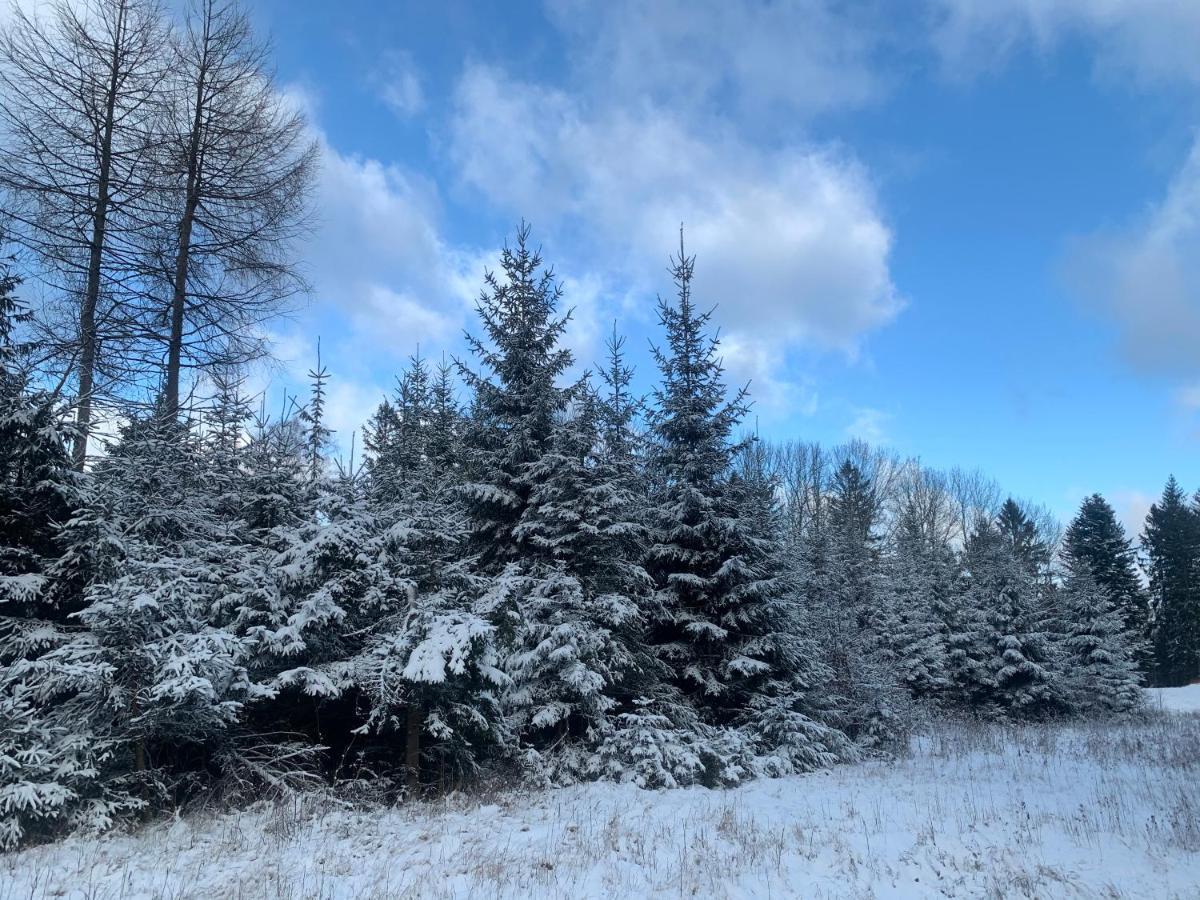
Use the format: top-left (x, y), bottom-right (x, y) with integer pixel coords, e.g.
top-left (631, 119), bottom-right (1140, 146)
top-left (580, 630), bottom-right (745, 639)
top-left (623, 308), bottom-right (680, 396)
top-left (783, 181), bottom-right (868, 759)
top-left (881, 510), bottom-right (951, 703)
top-left (1142, 477), bottom-right (1200, 687)
top-left (1062, 494), bottom-right (1150, 672)
top-left (818, 460), bottom-right (909, 744)
top-left (425, 355), bottom-right (462, 474)
top-left (996, 498), bottom-right (1049, 574)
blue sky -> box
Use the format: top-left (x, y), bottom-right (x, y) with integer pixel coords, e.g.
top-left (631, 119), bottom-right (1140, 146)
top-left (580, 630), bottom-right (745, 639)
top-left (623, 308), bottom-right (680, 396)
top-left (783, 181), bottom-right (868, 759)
top-left (244, 0), bottom-right (1199, 533)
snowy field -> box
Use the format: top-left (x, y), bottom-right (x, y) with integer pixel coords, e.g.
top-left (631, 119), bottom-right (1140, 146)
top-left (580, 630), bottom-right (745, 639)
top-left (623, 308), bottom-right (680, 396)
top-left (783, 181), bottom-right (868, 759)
top-left (1147, 683), bottom-right (1200, 714)
top-left (3, 694), bottom-right (1199, 900)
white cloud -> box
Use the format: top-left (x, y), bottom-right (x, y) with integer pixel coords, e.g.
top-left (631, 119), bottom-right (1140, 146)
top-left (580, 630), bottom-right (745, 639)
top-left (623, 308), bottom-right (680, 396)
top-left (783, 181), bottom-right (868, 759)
top-left (449, 66), bottom-right (902, 415)
top-left (1111, 488), bottom-right (1154, 540)
top-left (305, 139), bottom-right (486, 360)
top-left (1065, 138), bottom-right (1200, 380)
top-left (546, 0), bottom-right (882, 119)
top-left (373, 52), bottom-right (425, 119)
top-left (931, 0), bottom-right (1200, 84)
top-left (1178, 383), bottom-right (1200, 411)
top-left (845, 406), bottom-right (891, 445)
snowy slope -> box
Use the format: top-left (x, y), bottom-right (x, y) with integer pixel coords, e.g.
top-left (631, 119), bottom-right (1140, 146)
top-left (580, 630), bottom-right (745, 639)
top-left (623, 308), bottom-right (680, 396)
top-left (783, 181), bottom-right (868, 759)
top-left (3, 716), bottom-right (1198, 899)
top-left (1147, 684), bottom-right (1200, 714)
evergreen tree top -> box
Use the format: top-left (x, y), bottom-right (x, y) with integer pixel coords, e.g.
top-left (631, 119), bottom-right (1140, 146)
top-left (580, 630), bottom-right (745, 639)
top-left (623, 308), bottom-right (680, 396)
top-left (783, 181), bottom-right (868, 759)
top-left (649, 233), bottom-right (749, 488)
top-left (459, 223), bottom-right (581, 420)
top-left (829, 461), bottom-right (878, 549)
top-left (996, 497), bottom-right (1048, 571)
top-left (1063, 494), bottom-right (1138, 580)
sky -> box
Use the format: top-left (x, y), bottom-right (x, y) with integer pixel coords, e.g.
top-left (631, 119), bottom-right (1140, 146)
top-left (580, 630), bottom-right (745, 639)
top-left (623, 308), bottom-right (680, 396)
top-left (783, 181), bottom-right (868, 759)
top-left (237, 0), bottom-right (1199, 534)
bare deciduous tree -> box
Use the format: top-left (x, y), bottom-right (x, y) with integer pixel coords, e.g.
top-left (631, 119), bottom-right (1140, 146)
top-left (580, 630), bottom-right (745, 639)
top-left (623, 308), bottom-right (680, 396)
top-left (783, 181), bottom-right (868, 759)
top-left (146, 0), bottom-right (317, 418)
top-left (0, 0), bottom-right (167, 467)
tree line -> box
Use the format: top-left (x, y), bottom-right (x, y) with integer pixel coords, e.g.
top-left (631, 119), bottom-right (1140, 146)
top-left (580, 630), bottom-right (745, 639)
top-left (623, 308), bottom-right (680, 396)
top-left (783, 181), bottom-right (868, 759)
top-left (1, 0), bottom-right (1197, 856)
top-left (3, 221), bottom-right (1186, 850)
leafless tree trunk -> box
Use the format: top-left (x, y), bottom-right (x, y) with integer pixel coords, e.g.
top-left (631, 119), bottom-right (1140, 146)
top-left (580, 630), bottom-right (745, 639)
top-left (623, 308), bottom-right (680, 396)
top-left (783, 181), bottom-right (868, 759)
top-left (0, 0), bottom-right (166, 467)
top-left (150, 0), bottom-right (316, 418)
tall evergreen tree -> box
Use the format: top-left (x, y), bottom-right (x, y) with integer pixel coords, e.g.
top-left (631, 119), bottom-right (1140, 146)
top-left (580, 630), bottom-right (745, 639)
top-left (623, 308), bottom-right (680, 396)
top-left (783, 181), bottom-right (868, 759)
top-left (881, 511), bottom-right (952, 703)
top-left (426, 355), bottom-right (462, 475)
top-left (456, 226), bottom-right (648, 777)
top-left (965, 519), bottom-right (1063, 718)
top-left (645, 238), bottom-right (843, 775)
top-left (0, 242), bottom-right (75, 620)
top-left (1063, 494), bottom-right (1150, 672)
top-left (457, 224), bottom-right (582, 567)
top-left (1143, 477), bottom-right (1200, 686)
top-left (0, 241), bottom-right (127, 849)
top-left (817, 461), bottom-right (909, 744)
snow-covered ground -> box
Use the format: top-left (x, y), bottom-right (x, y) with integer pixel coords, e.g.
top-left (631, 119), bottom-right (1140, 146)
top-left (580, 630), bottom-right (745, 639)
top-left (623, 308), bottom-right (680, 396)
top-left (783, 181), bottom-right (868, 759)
top-left (1147, 683), bottom-right (1200, 714)
top-left (3, 698), bottom-right (1199, 899)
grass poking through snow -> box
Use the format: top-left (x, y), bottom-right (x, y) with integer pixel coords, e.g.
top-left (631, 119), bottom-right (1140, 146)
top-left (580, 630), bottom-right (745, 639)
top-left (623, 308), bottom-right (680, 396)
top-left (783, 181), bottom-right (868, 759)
top-left (3, 710), bottom-right (1198, 899)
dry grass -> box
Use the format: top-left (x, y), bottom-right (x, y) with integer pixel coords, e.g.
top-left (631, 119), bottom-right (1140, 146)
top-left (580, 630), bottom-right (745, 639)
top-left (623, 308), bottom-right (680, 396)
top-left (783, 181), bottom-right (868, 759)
top-left (3, 711), bottom-right (1198, 899)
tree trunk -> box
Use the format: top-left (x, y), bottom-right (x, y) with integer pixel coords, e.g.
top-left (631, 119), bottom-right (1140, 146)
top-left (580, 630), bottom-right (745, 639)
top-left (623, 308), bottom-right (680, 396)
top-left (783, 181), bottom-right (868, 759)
top-left (165, 199), bottom-right (196, 418)
top-left (164, 21), bottom-right (207, 420)
top-left (405, 703), bottom-right (422, 795)
top-left (73, 1), bottom-right (128, 468)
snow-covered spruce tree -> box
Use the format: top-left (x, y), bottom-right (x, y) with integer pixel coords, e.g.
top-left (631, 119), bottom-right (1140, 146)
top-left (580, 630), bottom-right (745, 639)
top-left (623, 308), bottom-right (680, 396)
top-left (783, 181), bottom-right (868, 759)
top-left (426, 354), bottom-right (464, 475)
top-left (457, 225), bottom-right (583, 566)
top-left (1142, 477), bottom-right (1200, 687)
top-left (457, 226), bottom-right (650, 781)
top-left (0, 244), bottom-right (138, 849)
top-left (1058, 565), bottom-right (1142, 715)
top-left (1063, 494), bottom-right (1151, 674)
top-left (996, 497), bottom-right (1051, 575)
top-left (56, 416), bottom-right (253, 769)
top-left (556, 336), bottom-right (677, 784)
top-left (3, 405), bottom-right (263, 842)
top-left (350, 353), bottom-right (510, 791)
top-left (0, 252), bottom-right (74, 617)
top-left (932, 540), bottom-right (991, 712)
top-left (815, 460), bottom-right (910, 747)
top-left (644, 240), bottom-right (845, 781)
top-left (0, 244), bottom-right (77, 634)
top-left (242, 384), bottom-right (370, 750)
top-left (880, 510), bottom-right (951, 703)
top-left (964, 517), bottom-right (1064, 718)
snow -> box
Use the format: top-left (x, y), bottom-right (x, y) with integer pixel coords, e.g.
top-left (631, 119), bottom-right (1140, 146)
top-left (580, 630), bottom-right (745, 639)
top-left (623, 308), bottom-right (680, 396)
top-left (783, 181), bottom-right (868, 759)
top-left (4, 715), bottom-right (1198, 899)
top-left (1148, 684), bottom-right (1200, 714)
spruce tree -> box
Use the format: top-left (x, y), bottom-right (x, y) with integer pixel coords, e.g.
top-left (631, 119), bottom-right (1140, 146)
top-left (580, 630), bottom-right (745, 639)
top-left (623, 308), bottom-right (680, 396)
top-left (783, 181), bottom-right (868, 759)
top-left (645, 239), bottom-right (843, 775)
top-left (1058, 566), bottom-right (1142, 715)
top-left (1063, 494), bottom-right (1150, 672)
top-left (457, 226), bottom-right (646, 778)
top-left (1143, 477), bottom-right (1200, 686)
top-left (818, 461), bottom-right (909, 745)
top-left (44, 416), bottom-right (252, 774)
top-left (457, 224), bottom-right (582, 568)
top-left (882, 512), bottom-right (951, 702)
top-left (0, 243), bottom-right (132, 848)
top-left (996, 498), bottom-right (1049, 574)
top-left (965, 520), bottom-right (1063, 718)
top-left (0, 244), bottom-right (76, 623)
top-left (426, 355), bottom-right (462, 475)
